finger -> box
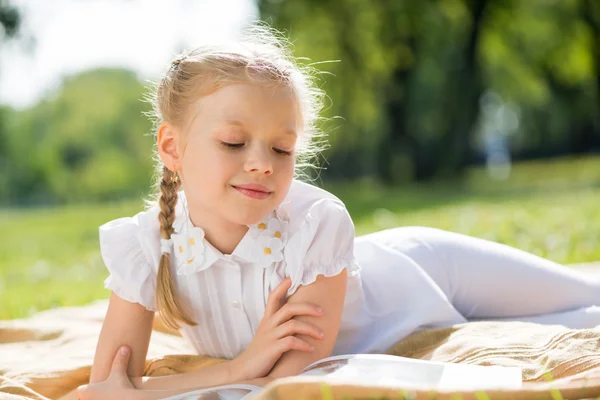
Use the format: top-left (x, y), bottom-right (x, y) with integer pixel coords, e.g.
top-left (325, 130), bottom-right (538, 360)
top-left (276, 319), bottom-right (325, 341)
top-left (276, 336), bottom-right (315, 354)
top-left (270, 302), bottom-right (323, 328)
top-left (110, 346), bottom-right (131, 376)
top-left (264, 277), bottom-right (292, 318)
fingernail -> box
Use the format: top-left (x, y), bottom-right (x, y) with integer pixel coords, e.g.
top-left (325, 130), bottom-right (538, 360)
top-left (120, 346), bottom-right (129, 355)
top-left (316, 307), bottom-right (323, 314)
top-left (310, 345), bottom-right (315, 351)
top-left (319, 332), bottom-right (325, 338)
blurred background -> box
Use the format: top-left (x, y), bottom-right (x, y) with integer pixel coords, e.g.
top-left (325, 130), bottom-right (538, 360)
top-left (1, 0), bottom-right (599, 319)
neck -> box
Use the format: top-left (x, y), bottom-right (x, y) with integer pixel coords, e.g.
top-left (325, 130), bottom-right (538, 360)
top-left (187, 204), bottom-right (248, 255)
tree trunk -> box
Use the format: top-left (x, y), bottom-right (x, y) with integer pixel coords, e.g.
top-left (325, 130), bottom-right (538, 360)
top-left (438, 0), bottom-right (489, 176)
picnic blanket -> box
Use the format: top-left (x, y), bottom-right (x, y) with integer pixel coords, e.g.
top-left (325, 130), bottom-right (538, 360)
top-left (2, 301), bottom-right (600, 400)
top-left (3, 263), bottom-right (600, 399)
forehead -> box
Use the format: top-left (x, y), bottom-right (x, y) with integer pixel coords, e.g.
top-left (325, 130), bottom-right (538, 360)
top-left (188, 83), bottom-right (302, 133)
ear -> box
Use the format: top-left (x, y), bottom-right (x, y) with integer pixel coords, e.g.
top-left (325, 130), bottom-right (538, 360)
top-left (157, 122), bottom-right (182, 172)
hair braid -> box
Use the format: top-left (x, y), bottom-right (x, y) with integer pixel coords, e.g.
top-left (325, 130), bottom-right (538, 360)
top-left (156, 166), bottom-right (197, 331)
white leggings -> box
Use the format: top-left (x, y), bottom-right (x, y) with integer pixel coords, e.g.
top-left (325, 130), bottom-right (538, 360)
top-left (379, 227), bottom-right (600, 329)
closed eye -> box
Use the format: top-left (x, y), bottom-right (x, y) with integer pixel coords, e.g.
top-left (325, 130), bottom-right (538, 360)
top-left (220, 142), bottom-right (244, 149)
top-left (221, 141), bottom-right (292, 156)
top-left (274, 148), bottom-right (292, 156)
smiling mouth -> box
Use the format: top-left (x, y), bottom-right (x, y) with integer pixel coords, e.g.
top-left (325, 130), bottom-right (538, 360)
top-left (231, 185), bottom-right (272, 200)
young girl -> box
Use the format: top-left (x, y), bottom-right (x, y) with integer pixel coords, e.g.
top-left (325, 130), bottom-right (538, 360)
top-left (78, 25), bottom-right (600, 400)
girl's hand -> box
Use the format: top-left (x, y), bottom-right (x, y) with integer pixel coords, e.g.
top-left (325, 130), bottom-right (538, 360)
top-left (232, 277), bottom-right (325, 381)
top-left (77, 346), bottom-right (139, 400)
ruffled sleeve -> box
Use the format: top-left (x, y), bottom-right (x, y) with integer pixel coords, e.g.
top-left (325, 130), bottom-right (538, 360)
top-left (283, 199), bottom-right (360, 296)
top-left (99, 216), bottom-right (157, 311)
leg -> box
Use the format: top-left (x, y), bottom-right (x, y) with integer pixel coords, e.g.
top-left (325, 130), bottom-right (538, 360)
top-left (477, 305), bottom-right (600, 329)
top-left (371, 227), bottom-right (600, 320)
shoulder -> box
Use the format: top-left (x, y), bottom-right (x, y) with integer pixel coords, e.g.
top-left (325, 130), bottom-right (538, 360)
top-left (99, 202), bottom-right (161, 259)
top-left (280, 180), bottom-right (351, 232)
top-left (99, 192), bottom-right (189, 262)
top-left (278, 181), bottom-right (359, 296)
top-left (280, 180), bottom-right (356, 259)
top-left (99, 201), bottom-right (167, 311)
top-left (283, 179), bottom-right (344, 208)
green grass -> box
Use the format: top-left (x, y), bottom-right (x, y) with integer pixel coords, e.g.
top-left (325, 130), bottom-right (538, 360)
top-left (1, 154), bottom-right (600, 319)
top-left (0, 200), bottom-right (143, 319)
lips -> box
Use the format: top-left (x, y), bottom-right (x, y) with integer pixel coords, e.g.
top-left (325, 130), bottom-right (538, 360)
top-left (232, 183), bottom-right (272, 200)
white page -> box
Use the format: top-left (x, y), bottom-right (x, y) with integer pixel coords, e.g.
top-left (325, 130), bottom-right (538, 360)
top-left (160, 355), bottom-right (522, 399)
top-left (159, 384), bottom-right (260, 400)
top-left (439, 363), bottom-right (523, 390)
top-left (302, 354), bottom-right (522, 390)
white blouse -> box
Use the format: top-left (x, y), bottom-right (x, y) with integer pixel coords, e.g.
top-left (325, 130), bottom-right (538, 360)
top-left (99, 182), bottom-right (600, 363)
top-left (100, 180), bottom-right (361, 359)
top-left (101, 180), bottom-right (470, 359)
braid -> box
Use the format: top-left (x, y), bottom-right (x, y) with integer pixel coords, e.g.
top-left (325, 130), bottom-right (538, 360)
top-left (156, 166), bottom-right (197, 331)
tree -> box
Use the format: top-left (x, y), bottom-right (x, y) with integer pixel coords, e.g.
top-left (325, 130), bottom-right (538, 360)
top-left (0, 0), bottom-right (21, 199)
top-left (2, 68), bottom-right (155, 205)
top-left (259, 0), bottom-right (600, 182)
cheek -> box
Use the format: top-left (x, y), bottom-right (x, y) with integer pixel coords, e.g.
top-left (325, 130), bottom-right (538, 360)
top-left (188, 148), bottom-right (236, 173)
top-left (276, 157), bottom-right (296, 182)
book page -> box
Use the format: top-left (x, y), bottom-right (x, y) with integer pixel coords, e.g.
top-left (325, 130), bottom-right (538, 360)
top-left (439, 363), bottom-right (523, 390)
top-left (159, 354), bottom-right (522, 399)
top-left (301, 354), bottom-right (522, 390)
top-left (159, 384), bottom-right (260, 400)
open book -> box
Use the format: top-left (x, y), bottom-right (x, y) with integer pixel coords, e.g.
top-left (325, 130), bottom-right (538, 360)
top-left (161, 353), bottom-right (522, 400)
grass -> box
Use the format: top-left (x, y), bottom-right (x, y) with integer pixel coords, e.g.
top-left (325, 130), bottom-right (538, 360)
top-left (1, 154), bottom-right (599, 319)
top-left (0, 200), bottom-right (143, 319)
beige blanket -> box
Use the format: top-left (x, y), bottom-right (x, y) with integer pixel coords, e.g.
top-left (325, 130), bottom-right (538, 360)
top-left (2, 299), bottom-right (600, 400)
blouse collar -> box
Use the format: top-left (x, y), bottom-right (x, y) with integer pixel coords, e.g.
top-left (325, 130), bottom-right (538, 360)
top-left (169, 194), bottom-right (290, 276)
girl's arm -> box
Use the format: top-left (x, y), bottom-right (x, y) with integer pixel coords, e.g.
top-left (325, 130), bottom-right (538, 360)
top-left (127, 377), bottom-right (276, 400)
top-left (129, 276), bottom-right (328, 391)
top-left (129, 362), bottom-right (242, 391)
top-left (267, 268), bottom-right (348, 378)
top-left (83, 274), bottom-right (342, 400)
top-left (92, 293), bottom-right (243, 391)
top-left (77, 340), bottom-right (270, 400)
top-left (90, 293), bottom-right (155, 382)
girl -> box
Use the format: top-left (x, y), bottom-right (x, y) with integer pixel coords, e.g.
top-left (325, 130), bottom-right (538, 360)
top-left (78, 25), bottom-right (600, 400)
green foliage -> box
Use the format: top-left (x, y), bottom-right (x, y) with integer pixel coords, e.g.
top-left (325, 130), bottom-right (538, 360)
top-left (1, 68), bottom-right (155, 205)
top-left (2, 1), bottom-right (600, 203)
top-left (260, 0), bottom-right (600, 181)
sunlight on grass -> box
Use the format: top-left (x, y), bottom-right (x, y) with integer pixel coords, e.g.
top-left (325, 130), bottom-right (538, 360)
top-left (0, 199), bottom-right (144, 319)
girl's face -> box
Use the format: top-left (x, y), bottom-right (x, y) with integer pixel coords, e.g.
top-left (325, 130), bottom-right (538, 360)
top-left (177, 83), bottom-right (300, 227)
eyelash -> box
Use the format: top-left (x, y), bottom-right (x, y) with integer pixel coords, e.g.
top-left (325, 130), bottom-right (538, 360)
top-left (220, 142), bottom-right (292, 156)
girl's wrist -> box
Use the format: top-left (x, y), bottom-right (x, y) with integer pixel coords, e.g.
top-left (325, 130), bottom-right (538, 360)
top-left (127, 359), bottom-right (246, 393)
top-left (228, 356), bottom-right (251, 382)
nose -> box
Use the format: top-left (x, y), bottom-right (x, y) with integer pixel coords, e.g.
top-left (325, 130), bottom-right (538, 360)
top-left (244, 143), bottom-right (273, 175)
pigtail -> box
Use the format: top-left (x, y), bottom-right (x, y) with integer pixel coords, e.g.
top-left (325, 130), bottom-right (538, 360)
top-left (156, 166), bottom-right (197, 331)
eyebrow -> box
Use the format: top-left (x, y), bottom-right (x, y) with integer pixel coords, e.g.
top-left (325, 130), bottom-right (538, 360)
top-left (224, 120), bottom-right (297, 137)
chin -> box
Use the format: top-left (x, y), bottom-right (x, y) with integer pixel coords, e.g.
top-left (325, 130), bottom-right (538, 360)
top-left (231, 206), bottom-right (276, 226)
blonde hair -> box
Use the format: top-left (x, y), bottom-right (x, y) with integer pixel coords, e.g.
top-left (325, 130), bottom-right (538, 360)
top-left (144, 23), bottom-right (327, 330)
